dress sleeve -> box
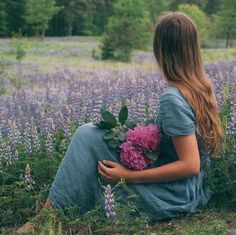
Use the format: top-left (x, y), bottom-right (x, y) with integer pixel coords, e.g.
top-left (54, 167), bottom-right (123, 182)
top-left (159, 92), bottom-right (196, 136)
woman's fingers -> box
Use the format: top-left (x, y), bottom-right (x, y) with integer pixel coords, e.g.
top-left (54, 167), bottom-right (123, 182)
top-left (98, 165), bottom-right (113, 182)
top-left (102, 160), bottom-right (119, 167)
top-left (98, 161), bottom-right (111, 174)
top-left (98, 167), bottom-right (106, 177)
top-left (98, 162), bottom-right (111, 177)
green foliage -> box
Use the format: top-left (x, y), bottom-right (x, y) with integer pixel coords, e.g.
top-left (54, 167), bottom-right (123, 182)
top-left (0, 0), bottom-right (27, 37)
top-left (25, 0), bottom-right (63, 38)
top-left (204, 0), bottom-right (221, 16)
top-left (101, 0), bottom-right (152, 62)
top-left (205, 98), bottom-right (236, 210)
top-left (0, 58), bottom-right (8, 95)
top-left (10, 33), bottom-right (28, 88)
top-left (94, 105), bottom-right (133, 150)
top-left (214, 0), bottom-right (236, 48)
top-left (145, 151), bottom-right (159, 161)
top-left (60, 0), bottom-right (82, 36)
top-left (170, 0), bottom-right (207, 11)
top-left (0, 0), bottom-right (235, 44)
top-left (144, 0), bottom-right (170, 24)
top-left (11, 33), bottom-right (27, 63)
top-left (101, 108), bottom-right (117, 126)
top-left (118, 105), bottom-right (128, 125)
top-left (178, 4), bottom-right (211, 40)
top-left (91, 0), bottom-right (118, 35)
top-left (0, 2), bottom-right (8, 37)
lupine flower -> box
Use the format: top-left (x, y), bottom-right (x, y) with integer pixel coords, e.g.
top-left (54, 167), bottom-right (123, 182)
top-left (0, 131), bottom-right (3, 172)
top-left (24, 163), bottom-right (35, 191)
top-left (0, 61), bottom-right (235, 172)
top-left (104, 184), bottom-right (117, 221)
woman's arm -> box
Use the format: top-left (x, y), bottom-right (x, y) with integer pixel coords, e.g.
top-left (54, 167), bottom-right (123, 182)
top-left (127, 134), bottom-right (200, 183)
top-left (98, 133), bottom-right (200, 184)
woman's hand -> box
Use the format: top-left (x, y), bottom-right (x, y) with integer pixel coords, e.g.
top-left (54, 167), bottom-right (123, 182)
top-left (98, 160), bottom-right (133, 183)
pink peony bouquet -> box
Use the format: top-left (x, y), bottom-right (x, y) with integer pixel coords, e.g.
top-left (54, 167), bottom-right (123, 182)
top-left (94, 106), bottom-right (162, 170)
top-left (120, 124), bottom-right (162, 170)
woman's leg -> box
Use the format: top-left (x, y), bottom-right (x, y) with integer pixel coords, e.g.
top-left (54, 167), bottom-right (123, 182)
top-left (17, 123), bottom-right (119, 233)
top-left (48, 123), bottom-right (120, 213)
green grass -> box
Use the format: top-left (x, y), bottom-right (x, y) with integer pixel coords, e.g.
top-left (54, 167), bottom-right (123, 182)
top-left (1, 207), bottom-right (235, 234)
top-left (202, 48), bottom-right (236, 62)
top-left (0, 37), bottom-right (236, 74)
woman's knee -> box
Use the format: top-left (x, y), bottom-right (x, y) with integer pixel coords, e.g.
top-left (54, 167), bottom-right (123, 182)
top-left (73, 123), bottom-right (103, 142)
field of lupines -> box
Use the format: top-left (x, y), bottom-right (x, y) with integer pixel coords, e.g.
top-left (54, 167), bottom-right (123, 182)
top-left (0, 37), bottom-right (236, 234)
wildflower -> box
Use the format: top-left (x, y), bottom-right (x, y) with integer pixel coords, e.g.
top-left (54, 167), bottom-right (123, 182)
top-left (24, 163), bottom-right (35, 191)
top-left (104, 184), bottom-right (117, 221)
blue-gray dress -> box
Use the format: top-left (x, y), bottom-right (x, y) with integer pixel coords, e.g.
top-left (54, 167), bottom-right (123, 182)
top-left (49, 85), bottom-right (211, 220)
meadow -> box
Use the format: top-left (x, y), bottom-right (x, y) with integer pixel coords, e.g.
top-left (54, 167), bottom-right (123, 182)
top-left (0, 36), bottom-right (235, 234)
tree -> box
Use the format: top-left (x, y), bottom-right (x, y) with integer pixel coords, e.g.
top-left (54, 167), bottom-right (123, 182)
top-left (170, 0), bottom-right (207, 11)
top-left (204, 0), bottom-right (220, 16)
top-left (63, 0), bottom-right (79, 36)
top-left (215, 0), bottom-right (236, 47)
top-left (92, 0), bottom-right (118, 35)
top-left (25, 0), bottom-right (62, 38)
top-left (144, 0), bottom-right (171, 24)
top-left (101, 0), bottom-right (152, 62)
top-left (0, 2), bottom-right (8, 36)
top-left (3, 0), bottom-right (27, 36)
top-left (178, 4), bottom-right (210, 40)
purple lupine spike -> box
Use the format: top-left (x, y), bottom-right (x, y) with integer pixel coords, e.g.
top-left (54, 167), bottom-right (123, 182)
top-left (32, 125), bottom-right (41, 153)
top-left (0, 130), bottom-right (3, 172)
top-left (104, 184), bottom-right (117, 221)
top-left (24, 163), bottom-right (35, 191)
top-left (43, 118), bottom-right (55, 158)
top-left (23, 121), bottom-right (33, 156)
top-left (4, 144), bottom-right (14, 166)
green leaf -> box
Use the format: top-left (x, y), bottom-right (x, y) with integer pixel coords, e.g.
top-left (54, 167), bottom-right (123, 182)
top-left (116, 131), bottom-right (125, 142)
top-left (125, 120), bottom-right (136, 129)
top-left (104, 130), bottom-right (116, 140)
top-left (94, 121), bottom-right (115, 129)
top-left (146, 118), bottom-right (155, 124)
top-left (108, 139), bottom-right (120, 149)
top-left (145, 151), bottom-right (159, 161)
top-left (118, 105), bottom-right (128, 125)
top-left (101, 109), bottom-right (117, 126)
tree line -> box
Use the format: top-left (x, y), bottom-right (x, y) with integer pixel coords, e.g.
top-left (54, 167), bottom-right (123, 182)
top-left (0, 0), bottom-right (235, 40)
top-left (0, 0), bottom-right (116, 37)
top-left (0, 0), bottom-right (235, 62)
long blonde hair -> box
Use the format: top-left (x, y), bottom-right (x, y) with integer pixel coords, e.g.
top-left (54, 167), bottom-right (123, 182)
top-left (153, 11), bottom-right (223, 157)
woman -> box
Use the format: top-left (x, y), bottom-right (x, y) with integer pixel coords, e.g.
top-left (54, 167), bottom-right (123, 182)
top-left (17, 11), bottom-right (223, 233)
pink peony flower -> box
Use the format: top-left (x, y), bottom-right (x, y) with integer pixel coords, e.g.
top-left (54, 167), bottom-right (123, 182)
top-left (120, 141), bottom-right (153, 170)
top-left (119, 124), bottom-right (162, 170)
top-left (125, 124), bottom-right (161, 151)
